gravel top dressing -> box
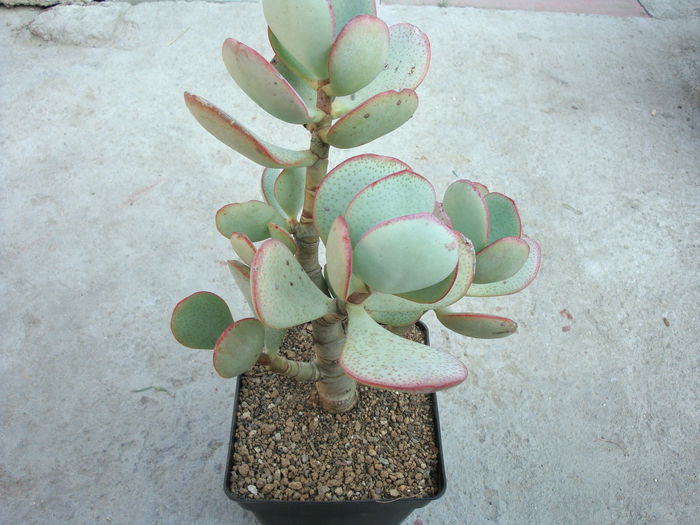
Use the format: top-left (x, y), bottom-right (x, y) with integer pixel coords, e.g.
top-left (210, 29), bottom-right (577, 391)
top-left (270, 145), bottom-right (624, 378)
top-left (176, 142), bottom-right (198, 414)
top-left (229, 324), bottom-right (441, 502)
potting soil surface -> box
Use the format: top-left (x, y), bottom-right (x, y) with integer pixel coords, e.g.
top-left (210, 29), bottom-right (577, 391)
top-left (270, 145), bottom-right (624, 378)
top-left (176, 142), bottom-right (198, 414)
top-left (229, 324), bottom-right (441, 502)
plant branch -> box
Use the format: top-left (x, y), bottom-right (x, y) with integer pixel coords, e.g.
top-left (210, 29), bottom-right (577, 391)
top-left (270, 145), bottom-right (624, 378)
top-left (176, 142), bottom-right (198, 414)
top-left (295, 85), bottom-right (332, 291)
top-left (265, 355), bottom-right (323, 382)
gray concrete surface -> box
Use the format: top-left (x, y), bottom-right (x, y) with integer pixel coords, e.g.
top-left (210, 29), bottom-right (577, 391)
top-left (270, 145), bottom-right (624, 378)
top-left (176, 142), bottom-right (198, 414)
top-left (1, 2), bottom-right (699, 524)
top-left (639, 0), bottom-right (700, 18)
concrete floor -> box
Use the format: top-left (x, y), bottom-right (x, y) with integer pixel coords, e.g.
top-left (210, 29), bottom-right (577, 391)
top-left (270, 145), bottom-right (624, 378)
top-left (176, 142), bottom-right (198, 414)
top-left (1, 2), bottom-right (699, 524)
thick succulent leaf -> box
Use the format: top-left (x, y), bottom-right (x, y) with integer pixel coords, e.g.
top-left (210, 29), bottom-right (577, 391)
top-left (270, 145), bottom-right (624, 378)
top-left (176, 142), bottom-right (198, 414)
top-left (364, 234), bottom-right (475, 312)
top-left (222, 38), bottom-right (317, 124)
top-left (433, 202), bottom-right (453, 228)
top-left (313, 154), bottom-right (410, 242)
top-left (326, 216), bottom-right (353, 301)
top-left (363, 291), bottom-right (417, 313)
top-left (330, 0), bottom-right (376, 32)
top-left (443, 180), bottom-right (490, 252)
top-left (229, 232), bottom-right (256, 265)
top-left (326, 15), bottom-right (389, 96)
top-left (485, 192), bottom-right (521, 244)
top-left (436, 311), bottom-right (517, 339)
top-left (227, 260), bottom-right (253, 309)
top-left (325, 89), bottom-right (419, 149)
top-left (268, 29), bottom-right (316, 81)
top-left (349, 274), bottom-right (369, 296)
top-left (213, 318), bottom-right (265, 378)
top-left (332, 23), bottom-right (430, 117)
top-left (271, 57), bottom-right (321, 119)
top-left (353, 213), bottom-right (459, 294)
top-left (366, 308), bottom-right (423, 327)
top-left (474, 236), bottom-right (530, 284)
top-left (274, 167), bottom-right (306, 219)
top-left (264, 326), bottom-right (287, 357)
top-left (344, 169), bottom-right (436, 244)
top-left (428, 235), bottom-right (476, 309)
top-left (267, 222), bottom-right (297, 253)
top-left (323, 264), bottom-right (355, 300)
top-left (251, 239), bottom-right (337, 328)
top-left (215, 201), bottom-right (288, 241)
top-left (184, 93), bottom-right (316, 168)
top-left (468, 235), bottom-right (541, 296)
top-left (260, 167), bottom-right (286, 217)
top-left (171, 292), bottom-right (233, 349)
top-left (396, 266), bottom-right (457, 304)
top-left (228, 264), bottom-right (294, 361)
top-left (340, 304), bottom-right (467, 392)
top-left (262, 0), bottom-right (334, 79)
top-left (473, 182), bottom-right (489, 197)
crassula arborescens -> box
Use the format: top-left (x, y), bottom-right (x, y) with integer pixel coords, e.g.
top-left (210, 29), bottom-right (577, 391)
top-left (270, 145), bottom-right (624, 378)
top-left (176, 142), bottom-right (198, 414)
top-left (171, 0), bottom-right (541, 413)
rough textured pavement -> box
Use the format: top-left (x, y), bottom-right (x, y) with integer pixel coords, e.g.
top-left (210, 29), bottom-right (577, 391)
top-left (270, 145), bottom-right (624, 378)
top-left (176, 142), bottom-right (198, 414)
top-left (1, 2), bottom-right (699, 524)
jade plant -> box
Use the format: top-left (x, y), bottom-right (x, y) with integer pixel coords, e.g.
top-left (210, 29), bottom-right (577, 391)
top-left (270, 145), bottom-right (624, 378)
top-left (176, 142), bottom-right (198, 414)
top-left (171, 0), bottom-right (541, 413)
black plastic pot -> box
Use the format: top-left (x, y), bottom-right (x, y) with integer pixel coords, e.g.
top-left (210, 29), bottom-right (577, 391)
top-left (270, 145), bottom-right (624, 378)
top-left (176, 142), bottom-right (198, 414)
top-left (224, 322), bottom-right (446, 525)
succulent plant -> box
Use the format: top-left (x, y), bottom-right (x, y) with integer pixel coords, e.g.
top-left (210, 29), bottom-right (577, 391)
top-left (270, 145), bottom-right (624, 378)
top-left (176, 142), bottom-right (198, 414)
top-left (171, 0), bottom-right (541, 413)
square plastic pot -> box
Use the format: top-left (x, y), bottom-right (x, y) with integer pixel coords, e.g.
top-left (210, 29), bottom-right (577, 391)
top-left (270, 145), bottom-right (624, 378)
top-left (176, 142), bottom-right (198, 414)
top-left (224, 322), bottom-right (446, 525)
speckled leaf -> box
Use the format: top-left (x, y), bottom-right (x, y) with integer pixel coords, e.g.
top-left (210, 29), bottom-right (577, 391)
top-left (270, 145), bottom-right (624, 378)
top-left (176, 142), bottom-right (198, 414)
top-left (262, 0), bottom-right (334, 79)
top-left (227, 260), bottom-right (253, 309)
top-left (267, 222), bottom-right (298, 253)
top-left (340, 304), bottom-right (467, 392)
top-left (474, 236), bottom-right (530, 284)
top-left (274, 167), bottom-right (306, 219)
top-left (251, 239), bottom-right (337, 328)
top-left (229, 232), bottom-right (256, 265)
top-left (443, 180), bottom-right (489, 252)
top-left (268, 29), bottom-right (316, 81)
top-left (213, 318), bottom-right (264, 378)
top-left (326, 216), bottom-right (353, 301)
top-left (216, 201), bottom-right (288, 241)
top-left (468, 235), bottom-right (541, 296)
top-left (433, 202), bottom-right (453, 228)
top-left (271, 56), bottom-right (321, 119)
top-left (344, 169), bottom-right (435, 244)
top-left (366, 308), bottom-right (423, 327)
top-left (222, 38), bottom-right (318, 124)
top-left (436, 311), bottom-right (517, 339)
top-left (313, 154), bottom-right (410, 242)
top-left (485, 192), bottom-right (521, 244)
top-left (325, 89), bottom-right (418, 149)
top-left (326, 15), bottom-right (389, 96)
top-left (184, 93), bottom-right (316, 168)
top-left (353, 213), bottom-right (459, 294)
top-left (171, 292), bottom-right (233, 349)
top-left (332, 23), bottom-right (430, 117)
top-left (330, 0), bottom-right (376, 32)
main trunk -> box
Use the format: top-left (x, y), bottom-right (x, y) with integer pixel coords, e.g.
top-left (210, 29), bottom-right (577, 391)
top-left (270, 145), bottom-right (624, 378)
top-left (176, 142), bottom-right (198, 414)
top-left (312, 316), bottom-right (358, 412)
top-left (293, 84), bottom-right (358, 413)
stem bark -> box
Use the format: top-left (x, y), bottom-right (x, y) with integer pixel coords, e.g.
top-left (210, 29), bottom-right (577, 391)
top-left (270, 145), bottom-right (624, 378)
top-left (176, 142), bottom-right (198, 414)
top-left (294, 84), bottom-right (358, 413)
